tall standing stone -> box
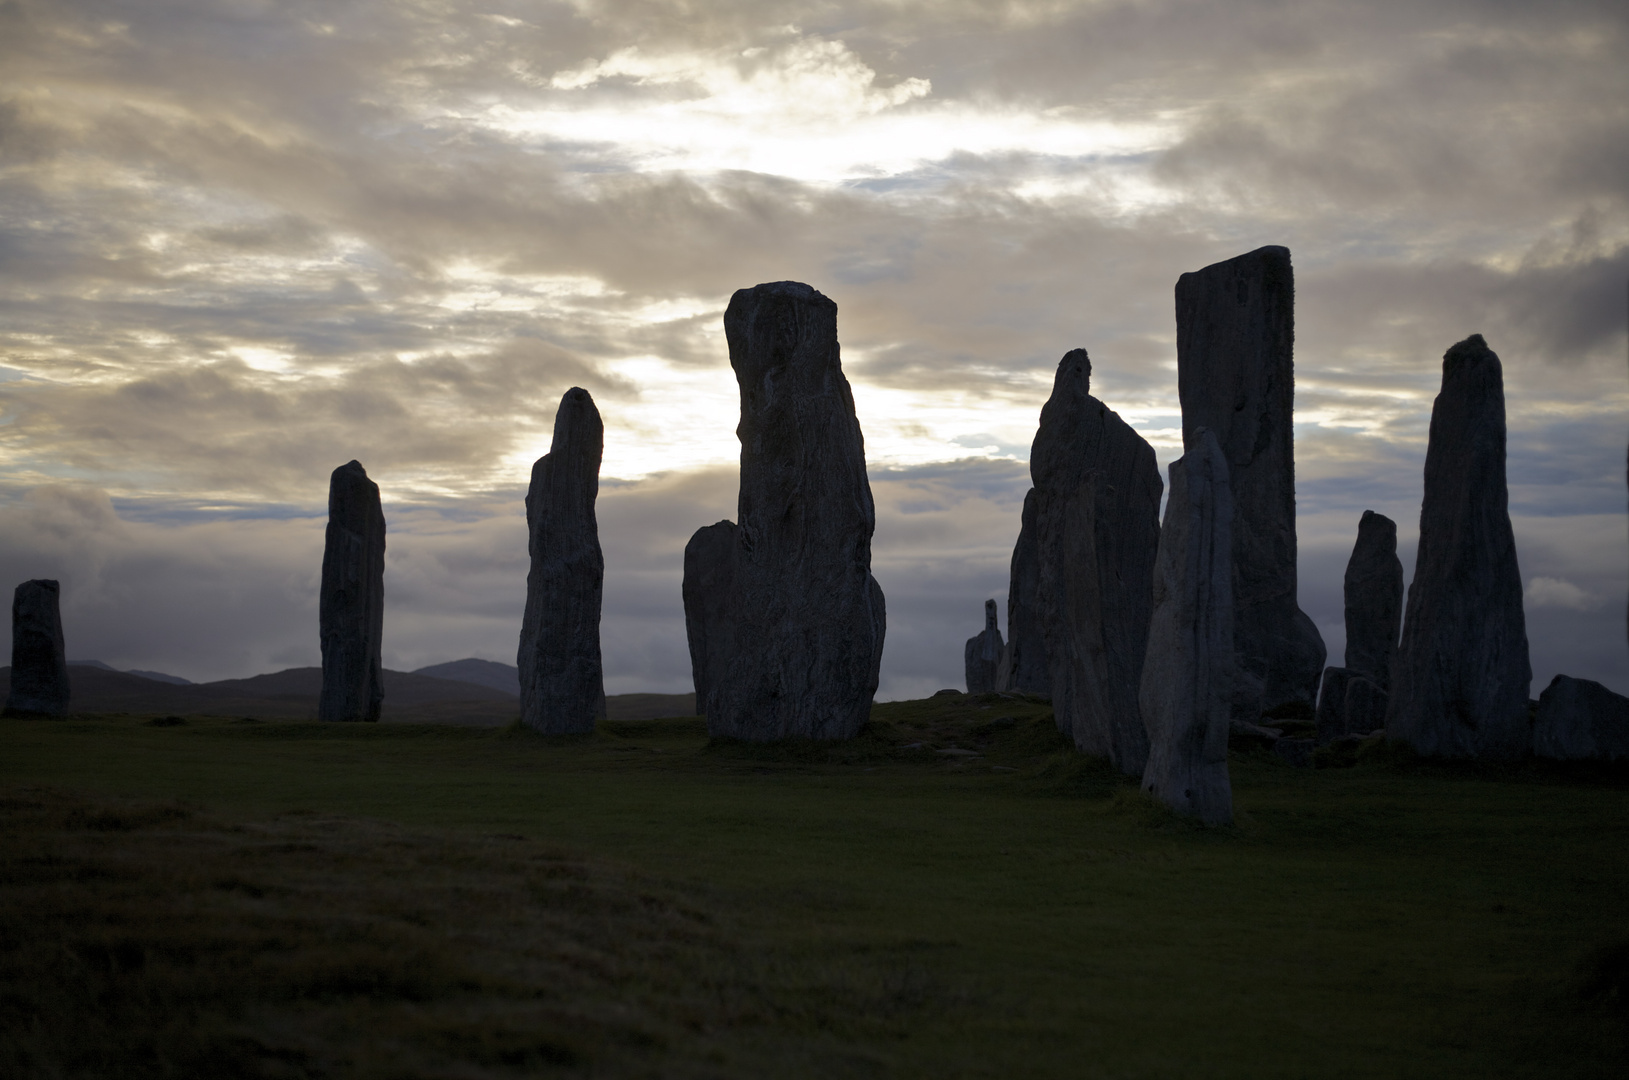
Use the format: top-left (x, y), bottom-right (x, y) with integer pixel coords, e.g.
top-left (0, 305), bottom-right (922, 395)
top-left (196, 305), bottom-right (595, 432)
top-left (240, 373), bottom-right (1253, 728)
top-left (1176, 245), bottom-right (1325, 720)
top-left (1316, 510), bottom-right (1404, 742)
top-left (4, 579), bottom-right (69, 716)
top-left (996, 489), bottom-right (1050, 695)
top-left (318, 461), bottom-right (385, 723)
top-left (518, 387), bottom-right (606, 734)
top-left (704, 281), bottom-right (885, 741)
top-left (1140, 428), bottom-right (1235, 825)
top-left (964, 599), bottom-right (1003, 693)
top-left (1388, 335), bottom-right (1531, 758)
top-left (1031, 349), bottom-right (1162, 774)
top-left (683, 519), bottom-right (739, 713)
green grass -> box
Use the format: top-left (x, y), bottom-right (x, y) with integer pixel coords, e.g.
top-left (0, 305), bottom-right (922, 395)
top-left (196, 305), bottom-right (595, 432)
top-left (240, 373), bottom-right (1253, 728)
top-left (1, 693), bottom-right (1625, 1078)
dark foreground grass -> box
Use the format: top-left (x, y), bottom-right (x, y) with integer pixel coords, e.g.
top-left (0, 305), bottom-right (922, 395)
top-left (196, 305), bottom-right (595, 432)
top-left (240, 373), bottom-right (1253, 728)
top-left (1, 693), bottom-right (1626, 1078)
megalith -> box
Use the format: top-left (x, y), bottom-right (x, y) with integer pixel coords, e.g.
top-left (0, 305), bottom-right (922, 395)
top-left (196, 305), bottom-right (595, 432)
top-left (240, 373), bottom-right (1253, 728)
top-left (1140, 428), bottom-right (1235, 825)
top-left (703, 281), bottom-right (885, 741)
top-left (1532, 674), bottom-right (1629, 761)
top-left (1315, 510), bottom-right (1405, 742)
top-left (518, 387), bottom-right (606, 734)
top-left (1388, 335), bottom-right (1531, 758)
top-left (683, 519), bottom-right (739, 713)
top-left (964, 599), bottom-right (1003, 693)
top-left (1176, 245), bottom-right (1325, 720)
top-left (318, 461), bottom-right (385, 723)
top-left (1031, 348), bottom-right (1162, 774)
top-left (4, 579), bottom-right (69, 716)
top-left (995, 489), bottom-right (1050, 695)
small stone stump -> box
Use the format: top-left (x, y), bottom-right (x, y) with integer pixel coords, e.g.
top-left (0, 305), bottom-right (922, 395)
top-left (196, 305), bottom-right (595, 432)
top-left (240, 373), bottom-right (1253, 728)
top-left (1533, 675), bottom-right (1629, 761)
top-left (318, 461), bottom-right (385, 723)
top-left (1140, 428), bottom-right (1235, 825)
top-left (4, 579), bottom-right (69, 717)
top-left (518, 387), bottom-right (607, 734)
top-left (964, 599), bottom-right (1004, 693)
top-left (683, 520), bottom-right (739, 714)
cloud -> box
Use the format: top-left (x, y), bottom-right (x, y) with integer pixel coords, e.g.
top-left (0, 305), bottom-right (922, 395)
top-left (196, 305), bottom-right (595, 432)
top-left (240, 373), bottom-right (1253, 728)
top-left (1525, 575), bottom-right (1605, 612)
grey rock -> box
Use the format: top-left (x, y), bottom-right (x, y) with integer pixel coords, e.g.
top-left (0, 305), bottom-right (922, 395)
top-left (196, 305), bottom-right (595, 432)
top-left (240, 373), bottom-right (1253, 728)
top-left (683, 520), bottom-right (739, 713)
top-left (1140, 428), bottom-right (1235, 825)
top-left (1533, 674), bottom-right (1629, 761)
top-left (995, 489), bottom-right (1050, 695)
top-left (704, 281), bottom-right (885, 741)
top-left (1176, 245), bottom-right (1326, 720)
top-left (1273, 737), bottom-right (1315, 768)
top-left (964, 599), bottom-right (1004, 693)
top-left (4, 579), bottom-right (69, 716)
top-left (1343, 675), bottom-right (1388, 736)
top-left (518, 387), bottom-right (607, 734)
top-left (1343, 510), bottom-right (1403, 689)
top-left (1031, 349), bottom-right (1162, 774)
top-left (318, 461), bottom-right (385, 723)
top-left (1314, 666), bottom-right (1354, 745)
top-left (1387, 335), bottom-right (1531, 759)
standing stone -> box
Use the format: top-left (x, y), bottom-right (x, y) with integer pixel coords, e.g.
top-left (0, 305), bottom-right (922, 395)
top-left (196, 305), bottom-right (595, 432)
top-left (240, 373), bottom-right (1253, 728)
top-left (1314, 666), bottom-right (1353, 744)
top-left (4, 579), bottom-right (69, 716)
top-left (1388, 335), bottom-right (1531, 758)
top-left (704, 281), bottom-right (885, 741)
top-left (518, 387), bottom-right (606, 733)
top-left (996, 489), bottom-right (1050, 695)
top-left (964, 599), bottom-right (1003, 693)
top-left (1344, 510), bottom-right (1403, 688)
top-left (318, 461), bottom-right (385, 723)
top-left (1532, 674), bottom-right (1629, 761)
top-left (1343, 675), bottom-right (1388, 736)
top-left (1031, 349), bottom-right (1162, 774)
top-left (683, 520), bottom-right (739, 714)
top-left (1140, 429), bottom-right (1235, 825)
top-left (1176, 245), bottom-right (1326, 721)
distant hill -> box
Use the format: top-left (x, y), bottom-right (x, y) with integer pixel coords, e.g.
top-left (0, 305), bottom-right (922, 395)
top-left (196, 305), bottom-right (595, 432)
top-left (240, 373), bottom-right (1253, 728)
top-left (68, 660), bottom-right (193, 685)
top-left (412, 658), bottom-right (520, 696)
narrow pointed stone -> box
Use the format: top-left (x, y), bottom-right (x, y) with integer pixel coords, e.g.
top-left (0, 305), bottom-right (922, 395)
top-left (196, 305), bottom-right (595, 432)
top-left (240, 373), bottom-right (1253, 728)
top-left (1388, 335), bottom-right (1531, 758)
top-left (683, 519), bottom-right (739, 713)
top-left (1176, 245), bottom-right (1325, 720)
top-left (1031, 349), bottom-right (1162, 774)
top-left (996, 489), bottom-right (1050, 695)
top-left (705, 281), bottom-right (885, 740)
top-left (4, 579), bottom-right (69, 717)
top-left (1140, 428), bottom-right (1235, 825)
top-left (518, 387), bottom-right (606, 733)
top-left (318, 461), bottom-right (385, 723)
top-left (964, 598), bottom-right (1004, 693)
top-left (1344, 510), bottom-right (1403, 689)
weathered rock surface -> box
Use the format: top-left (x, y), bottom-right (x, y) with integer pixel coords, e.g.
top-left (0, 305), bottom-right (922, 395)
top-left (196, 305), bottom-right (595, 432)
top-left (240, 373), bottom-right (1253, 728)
top-left (996, 489), bottom-right (1050, 695)
top-left (704, 281), bottom-right (885, 741)
top-left (4, 579), bottom-right (69, 716)
top-left (318, 461), bottom-right (385, 723)
top-left (1344, 510), bottom-right (1403, 688)
top-left (1387, 335), bottom-right (1531, 759)
top-left (1532, 675), bottom-right (1629, 761)
top-left (964, 599), bottom-right (1004, 693)
top-left (1140, 428), bottom-right (1235, 825)
top-left (1314, 666), bottom-right (1354, 744)
top-left (1343, 675), bottom-right (1388, 736)
top-left (1176, 245), bottom-right (1325, 720)
top-left (1031, 349), bottom-right (1162, 774)
top-left (518, 387), bottom-right (606, 733)
top-left (683, 520), bottom-right (739, 713)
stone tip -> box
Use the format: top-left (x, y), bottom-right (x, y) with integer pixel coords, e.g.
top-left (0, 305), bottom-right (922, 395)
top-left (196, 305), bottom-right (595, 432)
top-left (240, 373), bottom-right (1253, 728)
top-left (1051, 349), bottom-right (1091, 396)
top-left (731, 280), bottom-right (833, 307)
top-left (1442, 333), bottom-right (1499, 377)
top-left (334, 459), bottom-right (367, 477)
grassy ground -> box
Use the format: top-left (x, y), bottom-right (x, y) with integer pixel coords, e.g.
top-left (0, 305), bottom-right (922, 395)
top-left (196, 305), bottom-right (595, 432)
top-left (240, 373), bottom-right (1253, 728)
top-left (1, 693), bottom-right (1625, 1078)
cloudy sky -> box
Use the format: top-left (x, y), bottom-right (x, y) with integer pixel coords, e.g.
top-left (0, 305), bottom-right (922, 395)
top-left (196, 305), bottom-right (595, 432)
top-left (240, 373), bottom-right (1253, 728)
top-left (2, 0), bottom-right (1625, 700)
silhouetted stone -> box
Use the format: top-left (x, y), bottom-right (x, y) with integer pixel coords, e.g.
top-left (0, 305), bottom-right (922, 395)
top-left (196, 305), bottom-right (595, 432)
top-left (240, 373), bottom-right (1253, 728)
top-left (1314, 666), bottom-right (1353, 745)
top-left (1388, 335), bottom-right (1531, 759)
top-left (704, 281), bottom-right (885, 741)
top-left (996, 489), bottom-right (1050, 695)
top-left (4, 579), bottom-right (69, 716)
top-left (1533, 675), bottom-right (1629, 761)
top-left (1343, 674), bottom-right (1388, 735)
top-left (964, 599), bottom-right (1003, 693)
top-left (1031, 349), bottom-right (1162, 774)
top-left (518, 388), bottom-right (606, 733)
top-left (1140, 428), bottom-right (1234, 825)
top-left (1344, 510), bottom-right (1403, 689)
top-left (683, 520), bottom-right (739, 713)
top-left (318, 461), bottom-right (385, 723)
top-left (1176, 245), bottom-right (1325, 720)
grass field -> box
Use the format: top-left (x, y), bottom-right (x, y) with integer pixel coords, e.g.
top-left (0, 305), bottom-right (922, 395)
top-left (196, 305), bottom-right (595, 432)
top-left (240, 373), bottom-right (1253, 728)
top-left (1, 694), bottom-right (1625, 1078)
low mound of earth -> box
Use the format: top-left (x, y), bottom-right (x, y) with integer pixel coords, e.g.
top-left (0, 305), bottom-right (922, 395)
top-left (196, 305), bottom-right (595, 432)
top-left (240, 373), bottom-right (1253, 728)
top-left (0, 667), bottom-right (695, 725)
